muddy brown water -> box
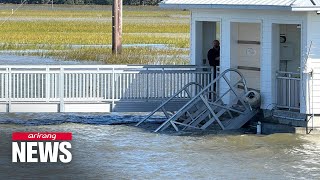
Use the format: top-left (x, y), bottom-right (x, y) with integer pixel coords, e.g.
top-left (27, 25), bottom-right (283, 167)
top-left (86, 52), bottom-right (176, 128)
top-left (0, 113), bottom-right (319, 179)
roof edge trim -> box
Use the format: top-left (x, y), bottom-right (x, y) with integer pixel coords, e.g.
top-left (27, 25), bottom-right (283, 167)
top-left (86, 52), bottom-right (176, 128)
top-left (159, 4), bottom-right (292, 11)
top-left (291, 6), bottom-right (320, 11)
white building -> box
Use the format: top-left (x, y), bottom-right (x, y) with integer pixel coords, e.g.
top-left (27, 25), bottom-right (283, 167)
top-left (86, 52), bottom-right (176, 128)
top-left (1, 1), bottom-right (320, 132)
top-left (161, 0), bottom-right (320, 122)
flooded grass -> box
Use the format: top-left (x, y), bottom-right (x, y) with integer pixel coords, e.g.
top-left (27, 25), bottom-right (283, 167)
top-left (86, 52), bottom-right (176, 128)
top-left (0, 44), bottom-right (189, 64)
top-left (29, 47), bottom-right (189, 65)
top-left (0, 5), bottom-right (190, 64)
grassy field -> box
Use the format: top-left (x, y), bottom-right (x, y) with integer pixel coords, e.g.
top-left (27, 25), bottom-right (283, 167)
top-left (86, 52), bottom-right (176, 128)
top-left (0, 5), bottom-right (190, 64)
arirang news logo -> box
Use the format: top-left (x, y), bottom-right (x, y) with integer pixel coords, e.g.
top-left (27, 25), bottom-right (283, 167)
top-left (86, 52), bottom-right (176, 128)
top-left (12, 132), bottom-right (72, 163)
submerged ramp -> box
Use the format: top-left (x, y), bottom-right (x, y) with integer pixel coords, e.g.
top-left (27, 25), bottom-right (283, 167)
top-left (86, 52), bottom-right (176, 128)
top-left (136, 68), bottom-right (260, 132)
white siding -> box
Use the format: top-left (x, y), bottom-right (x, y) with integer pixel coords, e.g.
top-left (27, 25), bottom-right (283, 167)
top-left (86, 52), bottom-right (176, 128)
top-left (306, 13), bottom-right (320, 114)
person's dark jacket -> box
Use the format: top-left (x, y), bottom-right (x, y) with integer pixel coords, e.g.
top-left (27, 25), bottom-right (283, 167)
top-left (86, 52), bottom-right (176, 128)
top-left (207, 47), bottom-right (220, 67)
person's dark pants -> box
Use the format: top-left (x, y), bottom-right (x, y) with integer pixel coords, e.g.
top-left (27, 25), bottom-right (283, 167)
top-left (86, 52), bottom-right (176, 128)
top-left (213, 66), bottom-right (217, 92)
top-left (208, 66), bottom-right (217, 101)
top-left (213, 66), bottom-right (218, 100)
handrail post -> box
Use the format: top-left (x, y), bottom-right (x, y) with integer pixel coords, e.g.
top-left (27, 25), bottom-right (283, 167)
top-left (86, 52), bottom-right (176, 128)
top-left (146, 67), bottom-right (149, 101)
top-left (45, 67), bottom-right (50, 102)
top-left (97, 67), bottom-right (100, 101)
top-left (111, 67), bottom-right (115, 110)
top-left (162, 67), bottom-right (165, 99)
top-left (9, 67), bottom-right (12, 112)
top-left (6, 67), bottom-right (11, 112)
top-left (275, 72), bottom-right (278, 108)
top-left (288, 73), bottom-right (291, 110)
top-left (4, 68), bottom-right (8, 107)
top-left (59, 67), bottom-right (65, 112)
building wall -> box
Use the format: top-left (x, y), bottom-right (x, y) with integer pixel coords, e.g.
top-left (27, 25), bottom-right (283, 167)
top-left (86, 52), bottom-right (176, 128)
top-left (190, 9), bottom-right (308, 111)
top-left (306, 12), bottom-right (320, 114)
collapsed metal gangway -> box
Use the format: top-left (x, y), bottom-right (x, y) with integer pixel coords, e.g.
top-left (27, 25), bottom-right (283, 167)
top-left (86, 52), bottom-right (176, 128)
top-left (136, 68), bottom-right (260, 132)
top-left (135, 82), bottom-right (204, 126)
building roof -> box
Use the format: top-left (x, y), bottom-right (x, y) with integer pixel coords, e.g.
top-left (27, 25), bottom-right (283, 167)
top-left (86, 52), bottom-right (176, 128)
top-left (160, 0), bottom-right (320, 11)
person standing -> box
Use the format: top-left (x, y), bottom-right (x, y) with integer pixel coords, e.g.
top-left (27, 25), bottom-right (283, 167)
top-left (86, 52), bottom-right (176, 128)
top-left (207, 40), bottom-right (220, 96)
top-left (207, 40), bottom-right (220, 72)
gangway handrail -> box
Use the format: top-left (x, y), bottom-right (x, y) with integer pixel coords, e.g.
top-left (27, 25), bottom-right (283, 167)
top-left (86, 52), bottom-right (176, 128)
top-left (153, 68), bottom-right (250, 132)
top-left (135, 82), bottom-right (204, 126)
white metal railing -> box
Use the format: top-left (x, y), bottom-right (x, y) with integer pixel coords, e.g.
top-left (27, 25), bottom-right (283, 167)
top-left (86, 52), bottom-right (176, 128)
top-left (276, 71), bottom-right (301, 110)
top-left (0, 65), bottom-right (215, 108)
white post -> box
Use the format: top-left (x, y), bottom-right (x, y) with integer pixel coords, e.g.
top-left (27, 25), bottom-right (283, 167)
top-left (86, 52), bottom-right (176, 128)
top-left (97, 68), bottom-right (100, 101)
top-left (257, 121), bottom-right (262, 134)
top-left (45, 67), bottom-right (50, 102)
top-left (8, 67), bottom-right (12, 112)
top-left (220, 19), bottom-right (232, 103)
top-left (162, 67), bottom-right (165, 99)
top-left (300, 22), bottom-right (308, 114)
top-left (288, 73), bottom-right (291, 109)
top-left (275, 72), bottom-right (278, 108)
top-left (146, 67), bottom-right (149, 101)
top-left (211, 67), bottom-right (215, 102)
top-left (5, 68), bottom-right (10, 112)
top-left (261, 21), bottom-right (273, 109)
top-left (190, 21), bottom-right (204, 65)
top-left (59, 67), bottom-right (65, 112)
top-left (111, 67), bottom-right (115, 110)
top-left (271, 23), bottom-right (280, 109)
